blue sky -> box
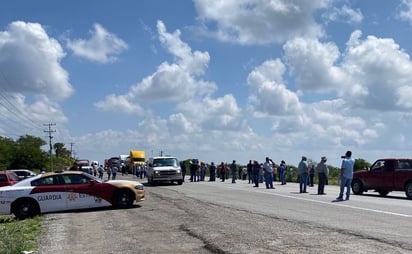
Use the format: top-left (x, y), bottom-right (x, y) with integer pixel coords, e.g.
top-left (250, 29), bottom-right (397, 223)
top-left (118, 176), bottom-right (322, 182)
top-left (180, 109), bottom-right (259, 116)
top-left (1, 0), bottom-right (412, 167)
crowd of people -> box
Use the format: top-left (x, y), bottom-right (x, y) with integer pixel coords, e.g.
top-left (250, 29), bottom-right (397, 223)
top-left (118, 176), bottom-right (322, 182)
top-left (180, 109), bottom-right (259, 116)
top-left (69, 150), bottom-right (355, 202)
top-left (181, 150), bottom-right (355, 200)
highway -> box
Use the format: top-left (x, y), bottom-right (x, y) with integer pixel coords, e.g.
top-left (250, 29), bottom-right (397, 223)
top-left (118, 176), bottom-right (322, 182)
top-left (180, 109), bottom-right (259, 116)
top-left (37, 175), bottom-right (412, 254)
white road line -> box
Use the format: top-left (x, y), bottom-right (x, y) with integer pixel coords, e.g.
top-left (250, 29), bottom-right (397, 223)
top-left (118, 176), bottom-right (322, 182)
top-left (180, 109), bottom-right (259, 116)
top-left (225, 184), bottom-right (412, 218)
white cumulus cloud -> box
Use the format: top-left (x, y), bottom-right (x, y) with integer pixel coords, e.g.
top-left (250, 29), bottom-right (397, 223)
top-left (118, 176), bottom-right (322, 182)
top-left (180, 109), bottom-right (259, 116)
top-left (66, 23), bottom-right (128, 63)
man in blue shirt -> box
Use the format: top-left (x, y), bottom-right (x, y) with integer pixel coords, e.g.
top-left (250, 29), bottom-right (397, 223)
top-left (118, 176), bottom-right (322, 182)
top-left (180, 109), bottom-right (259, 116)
top-left (337, 151), bottom-right (355, 201)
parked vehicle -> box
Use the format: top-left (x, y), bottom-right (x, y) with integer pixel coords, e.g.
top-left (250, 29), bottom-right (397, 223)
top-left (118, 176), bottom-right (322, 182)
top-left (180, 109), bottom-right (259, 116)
top-left (0, 171), bottom-right (20, 187)
top-left (351, 158), bottom-right (412, 199)
top-left (147, 156), bottom-right (182, 185)
top-left (129, 150), bottom-right (146, 165)
top-left (9, 169), bottom-right (37, 180)
top-left (0, 171), bottom-right (145, 219)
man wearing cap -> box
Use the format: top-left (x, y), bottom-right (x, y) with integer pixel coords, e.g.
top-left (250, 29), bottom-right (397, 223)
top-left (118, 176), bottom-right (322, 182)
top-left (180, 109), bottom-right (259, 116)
top-left (337, 151), bottom-right (355, 201)
top-left (298, 156), bottom-right (309, 193)
top-left (316, 156), bottom-right (328, 195)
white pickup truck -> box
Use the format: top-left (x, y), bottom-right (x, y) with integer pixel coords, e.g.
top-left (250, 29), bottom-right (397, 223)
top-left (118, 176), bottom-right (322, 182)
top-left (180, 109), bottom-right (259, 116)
top-left (147, 156), bottom-right (183, 185)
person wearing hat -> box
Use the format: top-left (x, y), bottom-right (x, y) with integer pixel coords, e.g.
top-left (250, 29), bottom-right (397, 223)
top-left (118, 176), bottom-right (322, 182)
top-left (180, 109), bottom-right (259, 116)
top-left (298, 156), bottom-right (309, 193)
top-left (316, 156), bottom-right (328, 195)
top-left (337, 151), bottom-right (355, 201)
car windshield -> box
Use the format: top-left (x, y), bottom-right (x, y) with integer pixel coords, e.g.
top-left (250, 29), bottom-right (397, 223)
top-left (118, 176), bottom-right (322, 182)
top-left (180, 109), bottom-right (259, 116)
top-left (153, 158), bottom-right (178, 167)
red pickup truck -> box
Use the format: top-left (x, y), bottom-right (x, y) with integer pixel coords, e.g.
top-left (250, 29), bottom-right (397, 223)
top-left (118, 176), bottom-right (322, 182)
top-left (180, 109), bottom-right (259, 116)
top-left (351, 158), bottom-right (412, 199)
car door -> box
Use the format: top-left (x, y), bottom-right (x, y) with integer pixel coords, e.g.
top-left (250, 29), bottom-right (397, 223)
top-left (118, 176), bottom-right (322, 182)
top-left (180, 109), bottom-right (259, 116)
top-left (30, 175), bottom-right (67, 213)
top-left (62, 173), bottom-right (103, 210)
top-left (365, 160), bottom-right (394, 189)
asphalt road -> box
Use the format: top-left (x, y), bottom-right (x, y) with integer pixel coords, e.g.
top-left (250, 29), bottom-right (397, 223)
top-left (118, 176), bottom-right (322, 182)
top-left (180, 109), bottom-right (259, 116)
top-left (36, 175), bottom-right (412, 254)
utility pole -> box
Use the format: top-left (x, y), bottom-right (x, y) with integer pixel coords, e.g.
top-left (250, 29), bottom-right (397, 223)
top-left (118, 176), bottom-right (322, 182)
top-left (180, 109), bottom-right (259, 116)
top-left (44, 123), bottom-right (56, 171)
top-left (69, 142), bottom-right (75, 159)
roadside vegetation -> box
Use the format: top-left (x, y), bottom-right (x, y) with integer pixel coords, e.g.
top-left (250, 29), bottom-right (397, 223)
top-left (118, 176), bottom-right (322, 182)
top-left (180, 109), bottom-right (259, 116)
top-left (0, 215), bottom-right (42, 254)
top-left (0, 135), bottom-right (73, 172)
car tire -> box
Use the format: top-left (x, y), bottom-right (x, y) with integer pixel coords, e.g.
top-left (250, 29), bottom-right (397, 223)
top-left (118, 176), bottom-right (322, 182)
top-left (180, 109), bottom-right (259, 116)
top-left (177, 180), bottom-right (183, 185)
top-left (351, 179), bottom-right (364, 195)
top-left (113, 190), bottom-right (134, 209)
top-left (12, 198), bottom-right (40, 220)
top-left (405, 182), bottom-right (412, 199)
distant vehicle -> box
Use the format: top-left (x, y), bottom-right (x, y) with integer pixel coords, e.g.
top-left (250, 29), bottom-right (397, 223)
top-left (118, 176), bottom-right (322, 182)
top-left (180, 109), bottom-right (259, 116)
top-left (80, 166), bottom-right (93, 174)
top-left (75, 159), bottom-right (90, 168)
top-left (129, 150), bottom-right (146, 173)
top-left (0, 171), bottom-right (20, 187)
top-left (108, 157), bottom-right (120, 168)
top-left (119, 154), bottom-right (129, 165)
top-left (351, 158), bottom-right (412, 199)
top-left (147, 156), bottom-right (182, 185)
top-left (0, 171), bottom-right (145, 219)
top-left (9, 169), bottom-right (37, 180)
top-left (129, 150), bottom-right (146, 165)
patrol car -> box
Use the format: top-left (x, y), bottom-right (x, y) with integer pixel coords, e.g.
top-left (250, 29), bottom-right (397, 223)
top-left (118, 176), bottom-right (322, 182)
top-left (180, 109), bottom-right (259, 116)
top-left (0, 171), bottom-right (145, 219)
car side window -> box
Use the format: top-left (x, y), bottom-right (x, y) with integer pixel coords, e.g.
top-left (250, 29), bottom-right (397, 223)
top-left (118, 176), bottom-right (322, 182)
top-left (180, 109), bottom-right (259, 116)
top-left (371, 160), bottom-right (385, 172)
top-left (64, 174), bottom-right (90, 184)
top-left (31, 176), bottom-right (59, 186)
top-left (397, 160), bottom-right (412, 170)
top-left (0, 175), bottom-right (6, 182)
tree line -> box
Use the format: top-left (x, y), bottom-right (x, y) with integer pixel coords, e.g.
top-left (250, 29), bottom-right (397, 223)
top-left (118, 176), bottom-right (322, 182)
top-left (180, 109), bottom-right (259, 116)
top-left (0, 135), bottom-right (73, 172)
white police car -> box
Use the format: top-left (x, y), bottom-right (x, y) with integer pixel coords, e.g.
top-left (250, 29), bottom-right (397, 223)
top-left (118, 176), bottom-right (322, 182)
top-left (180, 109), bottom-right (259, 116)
top-left (0, 171), bottom-right (145, 219)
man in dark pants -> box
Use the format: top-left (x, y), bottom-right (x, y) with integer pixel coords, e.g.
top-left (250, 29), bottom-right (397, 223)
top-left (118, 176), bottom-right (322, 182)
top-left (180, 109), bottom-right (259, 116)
top-left (252, 160), bottom-right (260, 187)
top-left (219, 162), bottom-right (226, 182)
top-left (180, 161), bottom-right (186, 182)
top-left (230, 160), bottom-right (237, 184)
top-left (247, 160), bottom-right (253, 184)
top-left (316, 156), bottom-right (328, 195)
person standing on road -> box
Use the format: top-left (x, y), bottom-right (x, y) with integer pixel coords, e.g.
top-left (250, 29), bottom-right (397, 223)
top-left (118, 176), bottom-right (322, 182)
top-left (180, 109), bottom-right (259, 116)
top-left (189, 160), bottom-right (198, 182)
top-left (230, 160), bottom-right (237, 184)
top-left (111, 165), bottom-right (118, 180)
top-left (309, 164), bottom-right (315, 187)
top-left (316, 156), bottom-right (328, 195)
top-left (279, 160), bottom-right (287, 185)
top-left (252, 160), bottom-right (260, 187)
top-left (200, 162), bottom-right (206, 181)
top-left (336, 151), bottom-right (355, 201)
top-left (106, 166), bottom-right (111, 180)
top-left (209, 162), bottom-right (216, 181)
top-left (180, 161), bottom-right (186, 182)
top-left (298, 156), bottom-right (309, 193)
top-left (220, 162), bottom-right (226, 182)
top-left (247, 160), bottom-right (253, 184)
top-left (263, 157), bottom-right (274, 189)
top-left (98, 165), bottom-right (104, 179)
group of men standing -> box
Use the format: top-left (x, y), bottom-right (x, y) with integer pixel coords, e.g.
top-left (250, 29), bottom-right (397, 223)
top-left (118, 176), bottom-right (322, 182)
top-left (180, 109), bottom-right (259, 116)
top-left (297, 151), bottom-right (355, 200)
top-left (183, 150), bottom-right (355, 201)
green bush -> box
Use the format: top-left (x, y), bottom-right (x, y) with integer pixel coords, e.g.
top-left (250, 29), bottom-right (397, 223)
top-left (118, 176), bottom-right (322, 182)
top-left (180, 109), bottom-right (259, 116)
top-left (0, 215), bottom-right (42, 254)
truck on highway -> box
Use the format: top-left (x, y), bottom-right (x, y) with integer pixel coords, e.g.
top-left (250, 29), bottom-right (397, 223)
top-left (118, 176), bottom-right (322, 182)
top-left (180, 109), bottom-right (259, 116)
top-left (147, 156), bottom-right (183, 185)
top-left (129, 150), bottom-right (146, 165)
top-left (351, 158), bottom-right (412, 199)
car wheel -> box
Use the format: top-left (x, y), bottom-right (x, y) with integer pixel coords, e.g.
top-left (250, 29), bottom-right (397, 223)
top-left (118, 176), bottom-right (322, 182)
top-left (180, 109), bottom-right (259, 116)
top-left (113, 190), bottom-right (134, 209)
top-left (12, 198), bottom-right (40, 220)
top-left (351, 179), bottom-right (364, 195)
top-left (405, 182), bottom-right (412, 199)
top-left (377, 190), bottom-right (389, 196)
top-left (177, 180), bottom-right (183, 185)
